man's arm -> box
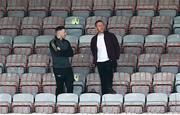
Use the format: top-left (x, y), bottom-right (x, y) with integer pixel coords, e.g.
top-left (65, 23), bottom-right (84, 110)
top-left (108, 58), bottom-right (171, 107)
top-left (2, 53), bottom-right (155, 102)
top-left (112, 34), bottom-right (120, 59)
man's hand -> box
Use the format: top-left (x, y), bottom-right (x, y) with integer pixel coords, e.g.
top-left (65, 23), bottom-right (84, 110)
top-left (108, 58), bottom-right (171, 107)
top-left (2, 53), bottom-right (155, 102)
top-left (90, 63), bottom-right (96, 68)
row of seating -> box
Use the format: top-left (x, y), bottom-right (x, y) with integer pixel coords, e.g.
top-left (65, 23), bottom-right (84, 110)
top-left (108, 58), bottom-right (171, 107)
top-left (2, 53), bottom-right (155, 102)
top-left (0, 92), bottom-right (180, 114)
top-left (0, 0), bottom-right (179, 18)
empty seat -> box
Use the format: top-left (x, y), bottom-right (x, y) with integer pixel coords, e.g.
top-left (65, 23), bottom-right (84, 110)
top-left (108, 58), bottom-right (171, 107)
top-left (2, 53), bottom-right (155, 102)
top-left (57, 93), bottom-right (79, 113)
top-left (129, 16), bottom-right (151, 36)
top-left (158, 0), bottom-right (179, 17)
top-left (123, 35), bottom-right (144, 55)
top-left (28, 54), bottom-right (50, 73)
top-left (43, 16), bottom-right (64, 35)
top-left (153, 72), bottom-right (175, 94)
top-left (21, 17), bottom-right (42, 36)
top-left (138, 54), bottom-right (160, 74)
top-left (65, 35), bottom-right (78, 53)
top-left (86, 73), bottom-right (101, 94)
top-left (0, 35), bottom-right (12, 56)
top-left (101, 94), bottom-right (123, 113)
top-left (42, 73), bottom-right (56, 94)
top-left (167, 34), bottom-right (180, 53)
top-left (152, 16), bottom-right (173, 36)
top-left (6, 54), bottom-right (27, 75)
top-left (108, 16), bottom-right (130, 36)
top-left (169, 93), bottom-right (180, 113)
top-left (65, 16), bottom-right (85, 38)
top-left (7, 0), bottom-right (28, 17)
top-left (0, 55), bottom-right (5, 73)
top-left (0, 73), bottom-right (19, 95)
top-left (71, 0), bottom-right (93, 18)
top-left (130, 72), bottom-right (153, 95)
top-left (146, 93), bottom-right (168, 113)
top-left (50, 0), bottom-right (71, 18)
top-left (28, 0), bottom-right (50, 18)
top-left (12, 93), bottom-right (34, 113)
top-left (117, 54), bottom-right (137, 74)
top-left (115, 0), bottom-right (136, 17)
top-left (124, 93), bottom-right (145, 114)
top-left (0, 0), bottom-right (6, 17)
top-left (79, 35), bottom-right (94, 54)
top-left (136, 0), bottom-right (157, 16)
top-left (174, 16), bottom-right (180, 34)
top-left (0, 93), bottom-right (11, 114)
top-left (79, 93), bottom-right (101, 113)
top-left (113, 72), bottom-right (130, 95)
top-left (144, 35), bottom-right (166, 54)
top-left (13, 35), bottom-right (34, 55)
top-left (93, 0), bottom-right (114, 17)
top-left (0, 17), bottom-right (21, 37)
top-left (35, 35), bottom-right (53, 55)
top-left (86, 16), bottom-right (107, 35)
top-left (19, 73), bottom-right (42, 95)
top-left (160, 54), bottom-right (180, 74)
top-left (34, 93), bottom-right (56, 113)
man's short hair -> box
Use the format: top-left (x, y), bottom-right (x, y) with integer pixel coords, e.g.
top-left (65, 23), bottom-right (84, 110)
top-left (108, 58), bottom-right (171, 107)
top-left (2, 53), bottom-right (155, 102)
top-left (55, 26), bottom-right (65, 32)
top-left (95, 20), bottom-right (105, 26)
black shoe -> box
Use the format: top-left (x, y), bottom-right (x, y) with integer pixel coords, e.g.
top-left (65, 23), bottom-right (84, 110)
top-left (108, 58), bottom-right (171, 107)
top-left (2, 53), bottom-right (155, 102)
top-left (108, 88), bottom-right (116, 94)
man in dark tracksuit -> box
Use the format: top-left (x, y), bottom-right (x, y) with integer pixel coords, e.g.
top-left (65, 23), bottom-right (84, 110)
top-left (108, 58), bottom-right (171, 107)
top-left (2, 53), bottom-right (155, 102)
top-left (91, 20), bottom-right (120, 95)
top-left (49, 26), bottom-right (74, 96)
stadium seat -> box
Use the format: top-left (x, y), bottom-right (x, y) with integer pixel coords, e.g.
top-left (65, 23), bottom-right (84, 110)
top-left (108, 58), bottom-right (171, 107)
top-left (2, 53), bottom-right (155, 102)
top-left (160, 54), bottom-right (180, 74)
top-left (152, 16), bottom-right (173, 36)
top-left (79, 35), bottom-right (94, 54)
top-left (136, 0), bottom-right (157, 16)
top-left (0, 73), bottom-right (19, 95)
top-left (101, 94), bottom-right (123, 113)
top-left (167, 34), bottom-right (180, 53)
top-left (146, 93), bottom-right (168, 113)
top-left (65, 35), bottom-right (78, 53)
top-left (43, 16), bottom-right (64, 35)
top-left (28, 54), bottom-right (50, 73)
top-left (7, 0), bottom-right (28, 17)
top-left (71, 0), bottom-right (93, 18)
top-left (0, 55), bottom-right (5, 73)
top-left (28, 0), bottom-right (50, 18)
top-left (113, 72), bottom-right (130, 95)
top-left (42, 73), bottom-right (56, 94)
top-left (176, 73), bottom-right (180, 93)
top-left (130, 72), bottom-right (153, 95)
top-left (86, 73), bottom-right (101, 94)
top-left (0, 93), bottom-right (12, 114)
top-left (174, 16), bottom-right (180, 34)
top-left (50, 0), bottom-right (71, 18)
top-left (79, 93), bottom-right (101, 113)
top-left (117, 54), bottom-right (137, 74)
top-left (13, 35), bottom-right (34, 55)
top-left (115, 0), bottom-right (136, 17)
top-left (169, 93), bottom-right (180, 113)
top-left (0, 0), bottom-right (6, 17)
top-left (86, 16), bottom-right (108, 35)
top-left (21, 17), bottom-right (42, 36)
top-left (144, 35), bottom-right (166, 54)
top-left (65, 16), bottom-right (85, 38)
top-left (57, 93), bottom-right (79, 113)
top-left (123, 35), bottom-right (144, 55)
top-left (153, 72), bottom-right (175, 94)
top-left (129, 16), bottom-right (151, 36)
top-left (124, 93), bottom-right (145, 114)
top-left (35, 35), bottom-right (53, 55)
top-left (158, 0), bottom-right (179, 17)
top-left (12, 93), bottom-right (34, 113)
top-left (0, 35), bottom-right (12, 56)
top-left (0, 17), bottom-right (21, 37)
top-left (19, 73), bottom-right (42, 95)
top-left (6, 54), bottom-right (27, 74)
top-left (108, 16), bottom-right (130, 36)
top-left (93, 0), bottom-right (114, 17)
top-left (138, 54), bottom-right (160, 74)
top-left (34, 93), bottom-right (56, 113)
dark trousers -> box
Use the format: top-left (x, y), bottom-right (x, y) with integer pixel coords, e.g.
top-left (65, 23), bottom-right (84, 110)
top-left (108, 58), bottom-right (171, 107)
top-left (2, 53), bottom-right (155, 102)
top-left (97, 60), bottom-right (114, 95)
top-left (53, 67), bottom-right (74, 96)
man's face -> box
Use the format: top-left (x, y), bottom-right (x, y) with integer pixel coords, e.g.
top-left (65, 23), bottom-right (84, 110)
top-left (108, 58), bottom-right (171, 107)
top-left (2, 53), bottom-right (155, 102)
top-left (56, 29), bottom-right (67, 39)
top-left (96, 22), bottom-right (105, 33)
